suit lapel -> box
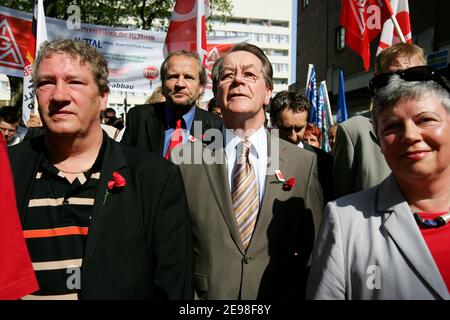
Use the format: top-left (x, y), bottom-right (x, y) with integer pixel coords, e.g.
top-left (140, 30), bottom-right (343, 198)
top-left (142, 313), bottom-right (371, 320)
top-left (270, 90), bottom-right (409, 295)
top-left (202, 144), bottom-right (245, 254)
top-left (145, 103), bottom-right (165, 154)
top-left (83, 138), bottom-right (127, 274)
top-left (191, 107), bottom-right (202, 137)
top-left (379, 175), bottom-right (449, 299)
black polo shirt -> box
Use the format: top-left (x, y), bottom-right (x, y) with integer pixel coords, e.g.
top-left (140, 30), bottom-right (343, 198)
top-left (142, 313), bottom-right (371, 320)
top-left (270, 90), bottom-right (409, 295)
top-left (22, 138), bottom-right (106, 300)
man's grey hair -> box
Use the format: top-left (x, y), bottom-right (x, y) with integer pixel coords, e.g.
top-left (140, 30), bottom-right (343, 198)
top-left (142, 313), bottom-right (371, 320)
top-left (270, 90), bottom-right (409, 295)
top-left (33, 38), bottom-right (110, 94)
top-left (371, 75), bottom-right (450, 136)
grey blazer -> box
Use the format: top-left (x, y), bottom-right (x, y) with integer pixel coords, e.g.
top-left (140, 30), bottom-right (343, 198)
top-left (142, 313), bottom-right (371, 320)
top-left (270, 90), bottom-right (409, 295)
top-left (333, 113), bottom-right (391, 198)
top-left (307, 174), bottom-right (449, 300)
top-left (172, 132), bottom-right (323, 300)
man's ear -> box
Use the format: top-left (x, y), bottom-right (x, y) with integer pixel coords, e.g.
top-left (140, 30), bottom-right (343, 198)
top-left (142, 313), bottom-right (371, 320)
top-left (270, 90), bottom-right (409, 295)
top-left (100, 91), bottom-right (109, 112)
top-left (264, 88), bottom-right (273, 106)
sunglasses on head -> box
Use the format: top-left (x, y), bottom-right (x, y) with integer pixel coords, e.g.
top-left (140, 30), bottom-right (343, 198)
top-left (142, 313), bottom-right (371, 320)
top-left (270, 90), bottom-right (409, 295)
top-left (368, 66), bottom-right (450, 96)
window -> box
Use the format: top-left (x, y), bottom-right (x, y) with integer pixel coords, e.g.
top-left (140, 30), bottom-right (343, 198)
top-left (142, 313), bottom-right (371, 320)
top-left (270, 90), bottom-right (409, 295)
top-left (273, 64), bottom-right (289, 73)
top-left (249, 19), bottom-right (265, 26)
top-left (271, 21), bottom-right (289, 28)
top-left (279, 34), bottom-right (289, 43)
top-left (273, 78), bottom-right (288, 85)
top-left (272, 49), bottom-right (288, 56)
top-left (336, 26), bottom-right (346, 51)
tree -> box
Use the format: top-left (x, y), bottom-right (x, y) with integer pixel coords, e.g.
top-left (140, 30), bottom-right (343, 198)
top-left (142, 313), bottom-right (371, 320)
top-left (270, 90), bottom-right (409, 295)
top-left (4, 0), bottom-right (233, 107)
top-left (4, 0), bottom-right (233, 29)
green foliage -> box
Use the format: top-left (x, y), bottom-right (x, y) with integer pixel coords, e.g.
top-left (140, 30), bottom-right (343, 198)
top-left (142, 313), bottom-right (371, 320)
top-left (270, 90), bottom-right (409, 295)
top-left (3, 0), bottom-right (233, 29)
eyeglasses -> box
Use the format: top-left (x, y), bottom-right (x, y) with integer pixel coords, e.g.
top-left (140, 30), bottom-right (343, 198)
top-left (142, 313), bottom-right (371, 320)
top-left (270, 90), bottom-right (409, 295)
top-left (0, 127), bottom-right (17, 134)
top-left (368, 66), bottom-right (450, 96)
top-left (219, 67), bottom-right (263, 84)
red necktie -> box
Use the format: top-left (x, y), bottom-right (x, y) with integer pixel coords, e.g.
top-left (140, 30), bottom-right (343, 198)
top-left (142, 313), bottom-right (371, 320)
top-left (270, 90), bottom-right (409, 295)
top-left (165, 117), bottom-right (183, 159)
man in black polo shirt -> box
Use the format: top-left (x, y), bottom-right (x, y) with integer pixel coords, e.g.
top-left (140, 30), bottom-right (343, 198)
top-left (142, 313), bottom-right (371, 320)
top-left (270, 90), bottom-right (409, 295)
top-left (8, 39), bottom-right (193, 300)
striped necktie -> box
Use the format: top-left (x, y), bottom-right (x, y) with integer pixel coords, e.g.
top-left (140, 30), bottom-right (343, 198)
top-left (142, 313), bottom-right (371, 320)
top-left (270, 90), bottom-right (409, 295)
top-left (232, 140), bottom-right (259, 250)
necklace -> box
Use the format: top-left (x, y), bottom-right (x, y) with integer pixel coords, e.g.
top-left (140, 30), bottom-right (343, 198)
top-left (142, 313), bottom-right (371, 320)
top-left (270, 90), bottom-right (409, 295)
top-left (414, 210), bottom-right (450, 228)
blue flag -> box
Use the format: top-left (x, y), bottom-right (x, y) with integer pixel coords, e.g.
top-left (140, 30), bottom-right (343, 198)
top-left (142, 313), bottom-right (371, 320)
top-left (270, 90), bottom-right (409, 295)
top-left (318, 82), bottom-right (330, 152)
top-left (337, 69), bottom-right (348, 123)
top-left (306, 65), bottom-right (317, 124)
top-left (317, 83), bottom-right (324, 131)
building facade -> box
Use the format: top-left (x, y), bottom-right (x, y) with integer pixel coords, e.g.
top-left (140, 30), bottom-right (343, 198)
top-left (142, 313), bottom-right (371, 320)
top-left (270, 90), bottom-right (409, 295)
top-left (210, 0), bottom-right (293, 94)
top-left (295, 0), bottom-right (450, 116)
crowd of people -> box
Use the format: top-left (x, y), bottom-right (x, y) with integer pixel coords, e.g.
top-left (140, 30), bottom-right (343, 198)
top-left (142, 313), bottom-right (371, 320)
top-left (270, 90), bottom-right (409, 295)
top-left (1, 38), bottom-right (449, 300)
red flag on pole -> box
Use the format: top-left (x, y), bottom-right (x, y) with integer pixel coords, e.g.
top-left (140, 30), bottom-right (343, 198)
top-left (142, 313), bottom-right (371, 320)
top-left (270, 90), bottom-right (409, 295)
top-left (164, 0), bottom-right (209, 66)
top-left (340, 0), bottom-right (391, 71)
top-left (22, 0), bottom-right (47, 125)
top-left (0, 135), bottom-right (38, 299)
top-left (377, 0), bottom-right (411, 55)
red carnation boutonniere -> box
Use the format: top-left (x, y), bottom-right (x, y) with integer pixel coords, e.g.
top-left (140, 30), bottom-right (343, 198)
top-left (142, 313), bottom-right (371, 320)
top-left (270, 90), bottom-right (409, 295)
top-left (103, 171), bottom-right (126, 205)
top-left (274, 169), bottom-right (296, 192)
top-left (282, 178), bottom-right (296, 191)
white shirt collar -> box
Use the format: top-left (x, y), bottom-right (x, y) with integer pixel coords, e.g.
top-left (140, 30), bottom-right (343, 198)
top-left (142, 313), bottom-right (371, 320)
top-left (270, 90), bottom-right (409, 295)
top-left (224, 125), bottom-right (267, 200)
top-left (224, 125), bottom-right (266, 160)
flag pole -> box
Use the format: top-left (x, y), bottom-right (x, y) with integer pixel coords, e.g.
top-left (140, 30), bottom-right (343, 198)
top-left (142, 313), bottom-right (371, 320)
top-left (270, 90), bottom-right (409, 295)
top-left (196, 0), bottom-right (205, 109)
top-left (383, 0), bottom-right (406, 43)
top-left (305, 64), bottom-right (312, 92)
top-left (196, 0), bottom-right (202, 56)
top-left (321, 81), bottom-right (334, 126)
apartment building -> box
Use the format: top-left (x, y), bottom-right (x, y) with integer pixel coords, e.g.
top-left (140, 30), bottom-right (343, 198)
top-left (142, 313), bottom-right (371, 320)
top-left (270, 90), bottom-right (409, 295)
top-left (209, 0), bottom-right (293, 94)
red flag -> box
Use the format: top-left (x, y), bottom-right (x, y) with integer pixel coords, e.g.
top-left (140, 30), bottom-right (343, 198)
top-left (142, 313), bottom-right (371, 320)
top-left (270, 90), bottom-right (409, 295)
top-left (0, 136), bottom-right (39, 299)
top-left (377, 0), bottom-right (412, 54)
top-left (341, 0), bottom-right (391, 71)
top-left (164, 0), bottom-right (209, 66)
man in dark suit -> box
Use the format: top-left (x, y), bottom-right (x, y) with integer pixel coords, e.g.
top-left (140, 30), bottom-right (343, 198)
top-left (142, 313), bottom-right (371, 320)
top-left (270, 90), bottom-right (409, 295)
top-left (172, 44), bottom-right (323, 299)
top-left (121, 51), bottom-right (223, 158)
top-left (8, 39), bottom-right (193, 300)
top-left (270, 90), bottom-right (335, 205)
